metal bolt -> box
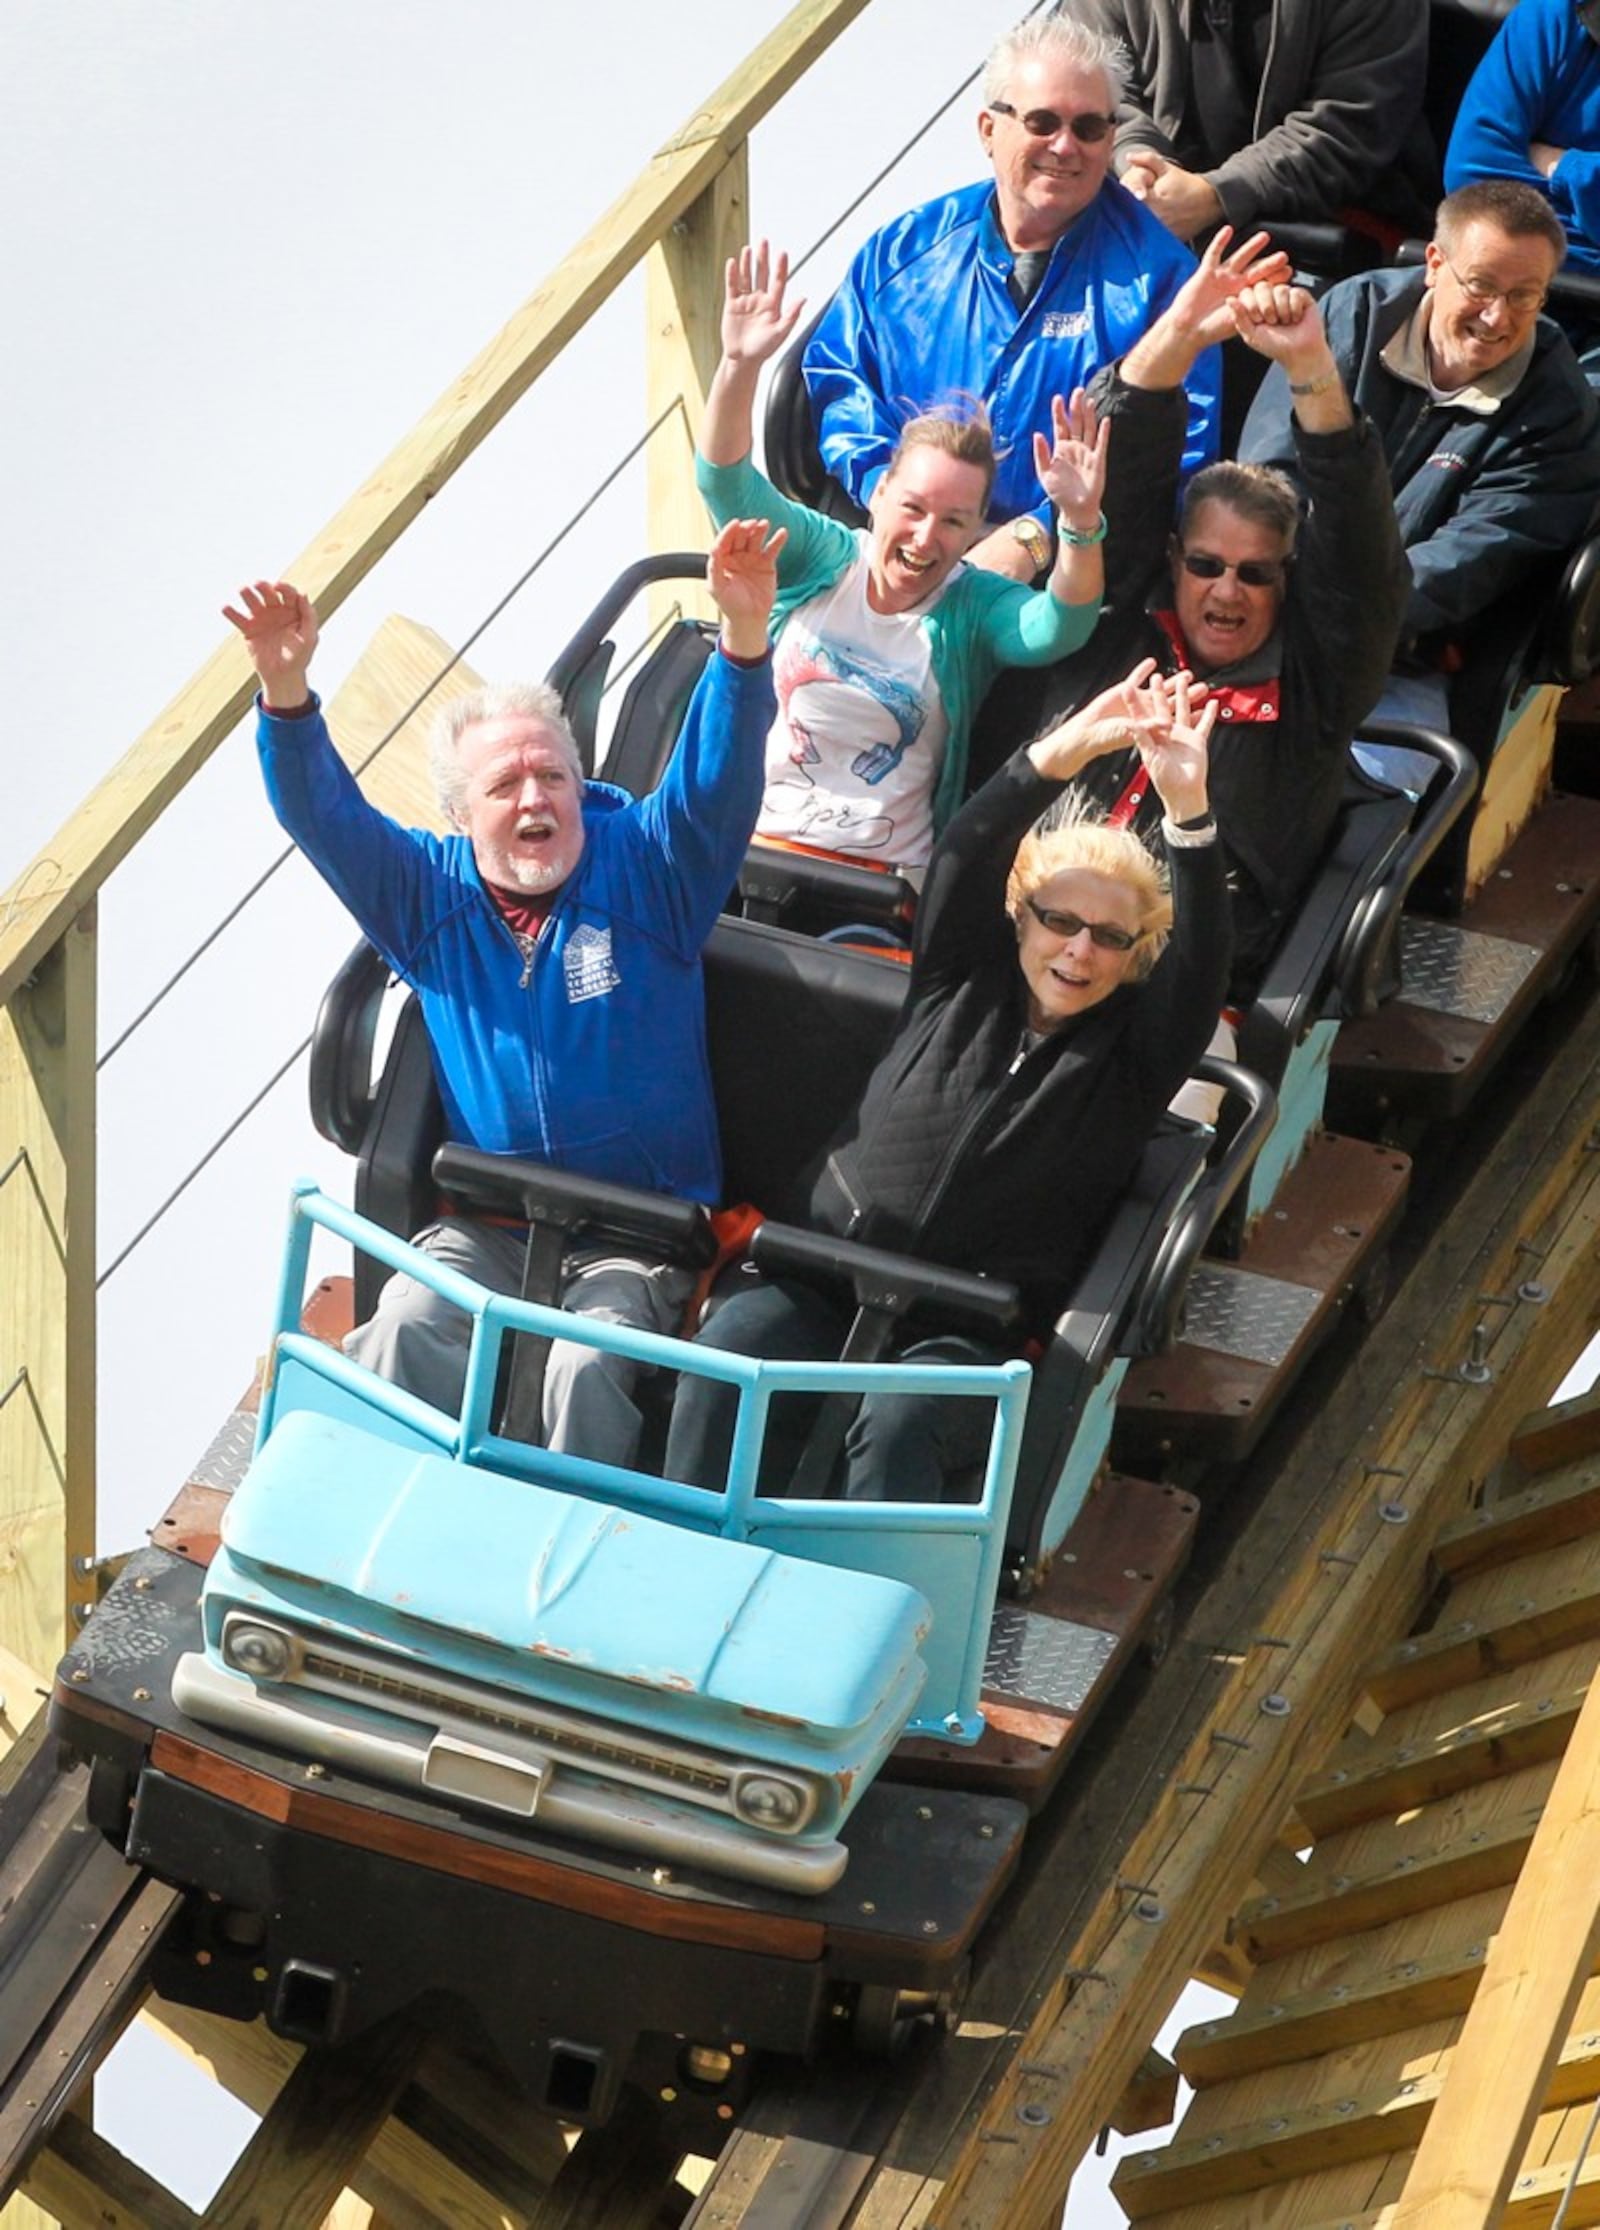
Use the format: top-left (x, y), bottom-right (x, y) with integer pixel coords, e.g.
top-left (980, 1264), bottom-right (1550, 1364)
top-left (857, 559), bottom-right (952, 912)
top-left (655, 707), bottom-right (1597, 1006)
top-left (978, 1823), bottom-right (994, 1839)
top-left (922, 1920), bottom-right (939, 1935)
top-left (1378, 1499), bottom-right (1409, 1525)
top-left (131, 1687), bottom-right (151, 1702)
top-left (916, 1805), bottom-right (933, 1820)
top-left (304, 1763), bottom-right (325, 1780)
top-left (69, 1666), bottom-right (89, 1684)
top-left (1260, 1692), bottom-right (1292, 1717)
top-left (1017, 2103), bottom-right (1052, 2128)
top-left (133, 1574), bottom-right (152, 1593)
top-left (1134, 1896), bottom-right (1165, 1923)
top-left (652, 1866), bottom-right (673, 1884)
top-left (1517, 1281), bottom-right (1550, 1304)
top-left (859, 1900), bottom-right (877, 1915)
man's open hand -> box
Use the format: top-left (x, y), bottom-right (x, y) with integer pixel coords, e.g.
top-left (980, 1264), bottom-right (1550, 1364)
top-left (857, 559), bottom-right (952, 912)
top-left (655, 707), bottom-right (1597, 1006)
top-left (223, 580), bottom-right (319, 709)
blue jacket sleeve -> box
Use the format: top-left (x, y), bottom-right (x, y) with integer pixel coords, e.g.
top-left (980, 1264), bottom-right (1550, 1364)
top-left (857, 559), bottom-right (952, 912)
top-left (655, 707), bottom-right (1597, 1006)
top-left (1445, 0), bottom-right (1574, 202)
top-left (624, 649), bottom-right (777, 954)
top-left (803, 245), bottom-right (902, 511)
top-left (257, 701), bottom-right (458, 982)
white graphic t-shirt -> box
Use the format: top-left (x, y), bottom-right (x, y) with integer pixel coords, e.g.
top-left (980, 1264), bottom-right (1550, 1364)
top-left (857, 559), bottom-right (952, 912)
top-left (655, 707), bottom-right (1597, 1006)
top-left (758, 541), bottom-right (952, 871)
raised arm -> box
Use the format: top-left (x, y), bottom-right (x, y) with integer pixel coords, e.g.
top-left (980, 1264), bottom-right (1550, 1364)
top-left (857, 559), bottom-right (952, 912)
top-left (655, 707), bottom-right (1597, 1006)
top-left (1033, 389), bottom-right (1110, 613)
top-left (1120, 228), bottom-right (1292, 391)
top-left (700, 242), bottom-right (805, 470)
top-left (1228, 280), bottom-right (1354, 435)
top-left (223, 580), bottom-right (320, 710)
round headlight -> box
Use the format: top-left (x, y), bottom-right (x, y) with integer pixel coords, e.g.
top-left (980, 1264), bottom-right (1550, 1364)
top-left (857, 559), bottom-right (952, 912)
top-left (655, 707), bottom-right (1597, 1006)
top-left (731, 1771), bottom-right (811, 1832)
top-left (222, 1617), bottom-right (295, 1681)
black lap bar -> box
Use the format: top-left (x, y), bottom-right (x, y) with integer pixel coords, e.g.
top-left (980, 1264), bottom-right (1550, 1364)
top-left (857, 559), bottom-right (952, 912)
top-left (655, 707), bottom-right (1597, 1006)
top-left (432, 1144), bottom-right (717, 1269)
top-left (749, 1221), bottom-right (1022, 1343)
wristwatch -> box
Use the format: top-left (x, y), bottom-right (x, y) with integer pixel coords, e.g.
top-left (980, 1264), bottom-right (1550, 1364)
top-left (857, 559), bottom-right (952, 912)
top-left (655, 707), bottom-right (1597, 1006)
top-left (1010, 513), bottom-right (1053, 574)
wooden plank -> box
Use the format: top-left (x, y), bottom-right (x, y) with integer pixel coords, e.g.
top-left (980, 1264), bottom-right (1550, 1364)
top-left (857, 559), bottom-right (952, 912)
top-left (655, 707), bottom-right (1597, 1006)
top-left (0, 906), bottom-right (97, 1682)
top-left (1236, 1804), bottom-right (1537, 1961)
top-left (1115, 2025), bottom-right (1600, 2217)
top-left (1507, 1386), bottom-right (1600, 1478)
top-left (199, 2014), bottom-right (427, 2230)
top-left (869, 992), bottom-right (1600, 2230)
top-left (1365, 1551), bottom-right (1600, 1712)
top-left (322, 616), bottom-right (486, 834)
top-left (645, 155), bottom-right (748, 631)
top-left (1463, 684), bottom-right (1558, 900)
top-left (1388, 1660), bottom-right (1600, 2226)
top-left (1296, 1678), bottom-right (1589, 1840)
top-left (142, 2001), bottom-right (551, 2230)
top-left (1110, 2048), bottom-right (1181, 2137)
top-left (22, 2113), bottom-right (197, 2230)
top-left (0, 0), bottom-right (870, 1009)
top-left (527, 2087), bottom-right (683, 2230)
top-left (1433, 1459), bottom-right (1600, 1579)
top-left (1177, 1937), bottom-right (1498, 2086)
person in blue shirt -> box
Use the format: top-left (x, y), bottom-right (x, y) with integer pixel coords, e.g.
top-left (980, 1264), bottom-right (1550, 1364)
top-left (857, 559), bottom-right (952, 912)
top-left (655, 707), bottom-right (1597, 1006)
top-left (802, 11), bottom-right (1218, 587)
top-left (225, 520), bottom-right (781, 1467)
top-left (1446, 0), bottom-right (1600, 320)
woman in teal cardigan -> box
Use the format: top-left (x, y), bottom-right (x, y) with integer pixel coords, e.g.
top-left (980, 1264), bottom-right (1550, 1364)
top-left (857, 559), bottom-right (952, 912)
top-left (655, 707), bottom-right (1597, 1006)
top-left (698, 243), bottom-right (1108, 878)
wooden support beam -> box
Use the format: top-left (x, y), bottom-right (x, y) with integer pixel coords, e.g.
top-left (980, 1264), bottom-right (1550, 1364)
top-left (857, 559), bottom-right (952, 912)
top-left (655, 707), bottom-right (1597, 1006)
top-left (645, 151), bottom-right (749, 630)
top-left (22, 2112), bottom-right (198, 2230)
top-left (1302, 2148), bottom-right (1600, 2229)
top-left (198, 2013), bottom-right (427, 2230)
top-left (1506, 1385), bottom-right (1600, 1478)
top-left (1388, 1666), bottom-right (1600, 2227)
top-left (1433, 1460), bottom-right (1600, 1580)
top-left (528, 2086), bottom-right (684, 2230)
top-left (1178, 1936), bottom-right (1498, 2086)
top-left (0, 0), bottom-right (870, 1009)
top-left (142, 2002), bottom-right (552, 2230)
top-left (1108, 2048), bottom-right (1180, 2137)
top-left (1296, 1679), bottom-right (1586, 1840)
top-left (1116, 2025), bottom-right (1600, 2217)
top-left (1364, 1555), bottom-right (1600, 1712)
top-left (0, 905), bottom-right (96, 1680)
top-left (322, 615), bottom-right (487, 834)
top-left (1237, 1803), bottom-right (1539, 1961)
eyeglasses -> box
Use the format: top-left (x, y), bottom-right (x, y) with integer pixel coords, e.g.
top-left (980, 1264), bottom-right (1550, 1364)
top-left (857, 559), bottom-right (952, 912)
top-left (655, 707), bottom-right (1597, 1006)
top-left (1178, 549), bottom-right (1288, 589)
top-left (1025, 896), bottom-right (1142, 951)
top-left (1440, 255), bottom-right (1548, 315)
top-left (987, 98), bottom-right (1116, 144)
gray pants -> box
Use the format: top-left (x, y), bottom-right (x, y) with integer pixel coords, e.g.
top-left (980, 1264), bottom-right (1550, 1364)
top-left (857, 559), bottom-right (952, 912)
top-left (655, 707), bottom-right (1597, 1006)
top-left (344, 1217), bottom-right (691, 1469)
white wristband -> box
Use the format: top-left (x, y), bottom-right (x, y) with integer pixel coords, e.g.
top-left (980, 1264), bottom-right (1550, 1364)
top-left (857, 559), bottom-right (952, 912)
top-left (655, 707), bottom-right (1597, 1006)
top-left (1161, 814), bottom-right (1217, 848)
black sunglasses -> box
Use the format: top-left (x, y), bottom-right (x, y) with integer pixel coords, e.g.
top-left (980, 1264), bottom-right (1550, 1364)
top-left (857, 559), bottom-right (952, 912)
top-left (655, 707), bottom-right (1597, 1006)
top-left (1178, 549), bottom-right (1288, 589)
top-left (988, 98), bottom-right (1116, 144)
top-left (1025, 896), bottom-right (1142, 951)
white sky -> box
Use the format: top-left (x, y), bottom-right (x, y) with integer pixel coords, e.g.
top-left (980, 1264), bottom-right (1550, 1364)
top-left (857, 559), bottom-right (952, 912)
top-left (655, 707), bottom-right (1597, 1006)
top-left (4, 1), bottom-right (1182, 2216)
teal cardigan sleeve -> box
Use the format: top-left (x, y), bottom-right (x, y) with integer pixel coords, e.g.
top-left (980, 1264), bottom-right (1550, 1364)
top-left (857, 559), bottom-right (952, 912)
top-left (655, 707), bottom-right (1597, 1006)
top-left (695, 452), bottom-right (859, 628)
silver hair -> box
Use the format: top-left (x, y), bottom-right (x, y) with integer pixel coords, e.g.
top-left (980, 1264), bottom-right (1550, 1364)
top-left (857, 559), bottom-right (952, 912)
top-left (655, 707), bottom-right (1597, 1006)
top-left (983, 11), bottom-right (1128, 113)
top-left (428, 681), bottom-right (581, 825)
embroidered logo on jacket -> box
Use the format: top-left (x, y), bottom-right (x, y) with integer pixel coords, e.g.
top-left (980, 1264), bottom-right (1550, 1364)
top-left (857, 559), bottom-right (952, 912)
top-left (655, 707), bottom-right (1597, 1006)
top-left (1428, 449), bottom-right (1470, 473)
top-left (563, 924), bottom-right (621, 1004)
top-left (1041, 309), bottom-right (1093, 339)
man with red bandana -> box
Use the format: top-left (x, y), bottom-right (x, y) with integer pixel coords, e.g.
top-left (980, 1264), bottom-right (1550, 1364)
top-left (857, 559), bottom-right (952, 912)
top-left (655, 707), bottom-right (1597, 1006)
top-left (1033, 228), bottom-right (1406, 998)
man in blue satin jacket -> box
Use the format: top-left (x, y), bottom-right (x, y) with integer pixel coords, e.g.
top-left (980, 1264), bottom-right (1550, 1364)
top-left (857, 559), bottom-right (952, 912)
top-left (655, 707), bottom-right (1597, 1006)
top-left (225, 521), bottom-right (781, 1467)
top-left (803, 12), bottom-right (1219, 587)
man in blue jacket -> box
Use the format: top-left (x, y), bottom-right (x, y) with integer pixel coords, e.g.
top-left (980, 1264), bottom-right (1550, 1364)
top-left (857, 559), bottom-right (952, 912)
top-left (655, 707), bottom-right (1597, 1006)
top-left (225, 519), bottom-right (781, 1464)
top-left (803, 11), bottom-right (1217, 584)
